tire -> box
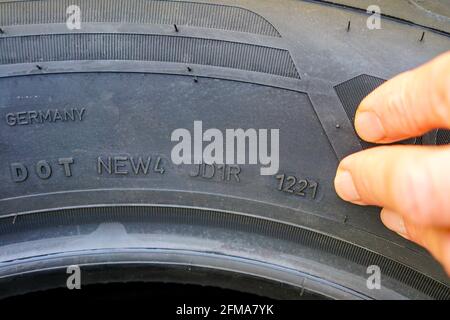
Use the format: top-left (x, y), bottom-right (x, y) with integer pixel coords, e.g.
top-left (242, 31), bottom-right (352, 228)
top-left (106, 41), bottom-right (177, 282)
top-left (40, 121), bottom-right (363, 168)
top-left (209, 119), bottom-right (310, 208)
top-left (0, 0), bottom-right (449, 300)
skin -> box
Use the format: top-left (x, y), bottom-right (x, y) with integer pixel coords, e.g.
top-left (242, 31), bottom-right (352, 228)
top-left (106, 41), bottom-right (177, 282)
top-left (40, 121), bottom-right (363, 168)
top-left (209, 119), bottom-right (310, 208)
top-left (334, 51), bottom-right (450, 275)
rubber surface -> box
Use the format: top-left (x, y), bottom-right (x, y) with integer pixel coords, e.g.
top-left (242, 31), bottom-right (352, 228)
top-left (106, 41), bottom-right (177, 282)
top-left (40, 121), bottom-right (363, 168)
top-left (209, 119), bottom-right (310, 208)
top-left (306, 0), bottom-right (450, 34)
top-left (0, 0), bottom-right (450, 299)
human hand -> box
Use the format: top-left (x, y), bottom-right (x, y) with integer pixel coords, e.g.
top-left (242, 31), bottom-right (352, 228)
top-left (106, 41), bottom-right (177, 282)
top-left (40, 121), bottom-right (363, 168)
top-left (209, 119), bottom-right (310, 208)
top-left (334, 52), bottom-right (450, 274)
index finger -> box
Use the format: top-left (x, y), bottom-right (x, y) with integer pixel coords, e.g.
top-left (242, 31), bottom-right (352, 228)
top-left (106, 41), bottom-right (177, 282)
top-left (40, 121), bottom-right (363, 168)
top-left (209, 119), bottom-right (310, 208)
top-left (335, 145), bottom-right (450, 227)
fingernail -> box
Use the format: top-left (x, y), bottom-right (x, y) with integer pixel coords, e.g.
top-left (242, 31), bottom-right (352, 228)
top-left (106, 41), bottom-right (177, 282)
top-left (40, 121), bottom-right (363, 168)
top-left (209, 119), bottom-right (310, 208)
top-left (381, 209), bottom-right (406, 235)
top-left (355, 111), bottom-right (385, 142)
top-left (334, 170), bottom-right (360, 202)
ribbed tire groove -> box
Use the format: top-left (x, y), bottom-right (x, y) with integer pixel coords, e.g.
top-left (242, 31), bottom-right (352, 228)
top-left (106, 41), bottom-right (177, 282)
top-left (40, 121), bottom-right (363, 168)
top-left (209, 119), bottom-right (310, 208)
top-left (1, 206), bottom-right (449, 299)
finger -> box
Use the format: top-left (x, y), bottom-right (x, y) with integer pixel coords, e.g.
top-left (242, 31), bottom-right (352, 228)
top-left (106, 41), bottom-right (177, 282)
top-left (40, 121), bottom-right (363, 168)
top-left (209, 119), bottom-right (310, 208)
top-left (355, 51), bottom-right (450, 143)
top-left (381, 208), bottom-right (450, 275)
top-left (335, 145), bottom-right (450, 226)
